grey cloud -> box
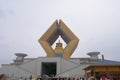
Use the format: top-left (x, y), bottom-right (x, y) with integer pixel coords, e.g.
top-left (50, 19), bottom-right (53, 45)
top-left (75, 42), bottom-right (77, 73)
top-left (0, 37), bottom-right (3, 40)
top-left (0, 9), bottom-right (5, 19)
top-left (0, 36), bottom-right (5, 40)
top-left (0, 9), bottom-right (14, 20)
top-left (7, 9), bottom-right (14, 15)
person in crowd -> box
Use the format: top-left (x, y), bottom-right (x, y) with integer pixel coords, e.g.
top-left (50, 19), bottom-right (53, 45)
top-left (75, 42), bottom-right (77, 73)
top-left (19, 77), bottom-right (24, 80)
top-left (0, 74), bottom-right (7, 80)
top-left (30, 75), bottom-right (32, 80)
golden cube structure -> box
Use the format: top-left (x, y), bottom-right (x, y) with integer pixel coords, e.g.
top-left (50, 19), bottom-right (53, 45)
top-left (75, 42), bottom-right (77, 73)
top-left (38, 20), bottom-right (79, 59)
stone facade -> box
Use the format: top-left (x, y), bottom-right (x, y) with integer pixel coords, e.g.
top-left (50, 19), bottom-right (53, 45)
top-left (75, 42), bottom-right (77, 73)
top-left (0, 54), bottom-right (99, 79)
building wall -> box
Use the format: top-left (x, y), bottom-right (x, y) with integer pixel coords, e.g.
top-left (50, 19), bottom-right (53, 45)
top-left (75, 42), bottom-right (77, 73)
top-left (0, 57), bottom-right (94, 79)
top-left (0, 64), bottom-right (33, 79)
top-left (19, 58), bottom-right (38, 76)
top-left (84, 65), bottom-right (120, 79)
top-left (94, 66), bottom-right (120, 72)
top-left (57, 58), bottom-right (90, 77)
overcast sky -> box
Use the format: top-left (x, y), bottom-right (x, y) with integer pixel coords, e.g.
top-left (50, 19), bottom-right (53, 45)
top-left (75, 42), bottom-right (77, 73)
top-left (0, 0), bottom-right (120, 65)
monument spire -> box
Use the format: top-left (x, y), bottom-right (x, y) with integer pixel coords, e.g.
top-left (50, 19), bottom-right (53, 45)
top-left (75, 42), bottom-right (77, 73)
top-left (54, 40), bottom-right (63, 57)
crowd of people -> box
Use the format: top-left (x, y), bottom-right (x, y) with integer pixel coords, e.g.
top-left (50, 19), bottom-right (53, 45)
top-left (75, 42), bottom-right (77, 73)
top-left (87, 76), bottom-right (120, 80)
top-left (0, 74), bottom-right (7, 80)
top-left (0, 74), bottom-right (85, 80)
top-left (0, 74), bottom-right (120, 80)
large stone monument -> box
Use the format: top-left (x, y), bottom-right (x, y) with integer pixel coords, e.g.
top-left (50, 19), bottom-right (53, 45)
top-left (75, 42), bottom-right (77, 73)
top-left (38, 20), bottom-right (79, 59)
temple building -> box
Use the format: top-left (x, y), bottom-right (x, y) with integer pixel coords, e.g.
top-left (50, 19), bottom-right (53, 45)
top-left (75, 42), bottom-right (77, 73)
top-left (84, 59), bottom-right (120, 79)
top-left (0, 20), bottom-right (120, 79)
